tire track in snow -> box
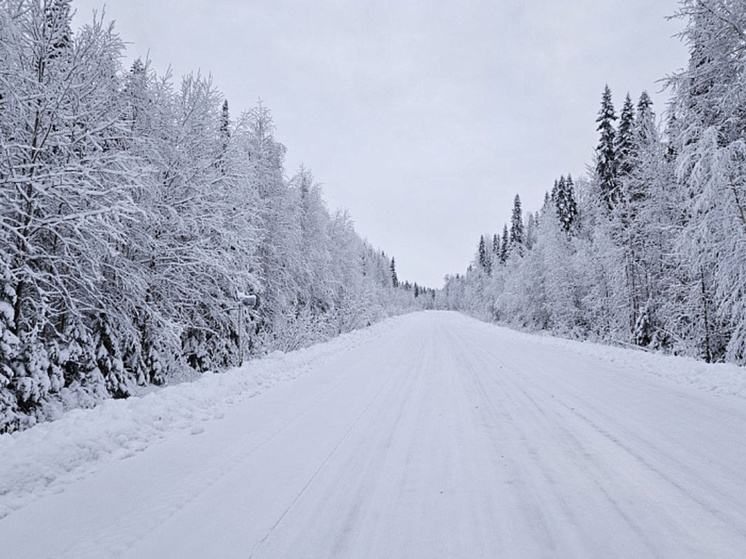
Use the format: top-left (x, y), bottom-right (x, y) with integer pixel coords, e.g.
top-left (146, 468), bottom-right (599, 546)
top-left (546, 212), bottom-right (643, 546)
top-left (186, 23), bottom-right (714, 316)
top-left (248, 324), bottom-right (434, 558)
top-left (449, 316), bottom-right (746, 558)
top-left (489, 335), bottom-right (746, 545)
top-left (443, 326), bottom-right (595, 557)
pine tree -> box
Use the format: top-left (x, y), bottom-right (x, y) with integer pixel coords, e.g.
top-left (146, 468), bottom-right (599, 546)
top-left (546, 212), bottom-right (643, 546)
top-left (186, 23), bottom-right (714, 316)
top-left (636, 92), bottom-right (654, 144)
top-left (595, 85), bottom-right (618, 211)
top-left (92, 314), bottom-right (132, 398)
top-left (510, 194), bottom-right (524, 254)
top-left (220, 100), bottom-right (231, 146)
top-left (500, 224), bottom-right (509, 263)
top-left (551, 179), bottom-right (559, 203)
top-left (390, 257), bottom-right (399, 288)
top-left (552, 175), bottom-right (578, 233)
top-left (626, 92), bottom-right (656, 206)
top-left (122, 58), bottom-right (150, 135)
top-left (525, 212), bottom-right (537, 250)
top-left (616, 93), bottom-right (636, 178)
top-left (478, 235), bottom-right (491, 275)
top-left (0, 263), bottom-right (21, 433)
top-left (218, 99), bottom-right (231, 171)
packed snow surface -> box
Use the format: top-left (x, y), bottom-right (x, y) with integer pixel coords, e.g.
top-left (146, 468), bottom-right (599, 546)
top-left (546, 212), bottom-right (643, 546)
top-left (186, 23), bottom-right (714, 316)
top-left (2, 311), bottom-right (746, 558)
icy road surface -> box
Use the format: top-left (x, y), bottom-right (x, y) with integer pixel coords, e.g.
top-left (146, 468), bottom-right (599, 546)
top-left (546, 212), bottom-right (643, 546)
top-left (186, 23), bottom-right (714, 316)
top-left (2, 311), bottom-right (746, 558)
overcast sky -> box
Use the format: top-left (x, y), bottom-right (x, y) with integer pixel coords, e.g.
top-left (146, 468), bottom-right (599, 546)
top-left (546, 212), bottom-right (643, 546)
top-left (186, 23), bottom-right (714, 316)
top-left (73, 0), bottom-right (689, 288)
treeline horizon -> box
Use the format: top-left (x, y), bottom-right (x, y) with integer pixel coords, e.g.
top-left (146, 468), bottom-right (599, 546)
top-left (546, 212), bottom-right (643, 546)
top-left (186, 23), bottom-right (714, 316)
top-left (438, 0), bottom-right (746, 368)
top-left (0, 0), bottom-right (433, 433)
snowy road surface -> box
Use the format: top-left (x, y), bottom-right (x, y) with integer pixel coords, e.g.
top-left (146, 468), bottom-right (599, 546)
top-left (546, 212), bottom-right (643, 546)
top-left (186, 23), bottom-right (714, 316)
top-left (2, 311), bottom-right (746, 558)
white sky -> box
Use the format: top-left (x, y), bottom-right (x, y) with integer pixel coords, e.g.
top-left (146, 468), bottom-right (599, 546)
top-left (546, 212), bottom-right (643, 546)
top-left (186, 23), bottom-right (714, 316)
top-left (73, 0), bottom-right (689, 288)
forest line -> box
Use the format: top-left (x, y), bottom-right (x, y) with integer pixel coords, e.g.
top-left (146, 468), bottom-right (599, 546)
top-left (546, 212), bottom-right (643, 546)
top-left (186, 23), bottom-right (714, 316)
top-left (440, 1), bottom-right (746, 370)
top-left (0, 0), bottom-right (431, 433)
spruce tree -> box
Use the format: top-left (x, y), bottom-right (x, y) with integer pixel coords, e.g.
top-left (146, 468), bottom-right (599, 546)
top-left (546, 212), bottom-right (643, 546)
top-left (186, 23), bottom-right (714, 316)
top-left (220, 100), bottom-right (231, 152)
top-left (595, 85), bottom-right (618, 211)
top-left (525, 213), bottom-right (537, 250)
top-left (0, 264), bottom-right (20, 433)
top-left (478, 235), bottom-right (491, 275)
top-left (635, 91), bottom-right (654, 147)
top-left (123, 59), bottom-right (148, 134)
top-left (390, 257), bottom-right (399, 288)
top-left (616, 93), bottom-right (636, 178)
top-left (551, 176), bottom-right (563, 207)
top-left (627, 91), bottom-right (656, 206)
top-left (500, 224), bottom-right (509, 263)
top-left (564, 175), bottom-right (578, 231)
top-left (510, 194), bottom-right (524, 254)
top-left (552, 175), bottom-right (578, 233)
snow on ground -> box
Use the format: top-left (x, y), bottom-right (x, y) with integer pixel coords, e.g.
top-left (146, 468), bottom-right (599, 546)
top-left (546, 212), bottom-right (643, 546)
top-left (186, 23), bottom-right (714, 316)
top-left (492, 322), bottom-right (746, 400)
top-left (0, 315), bottom-right (404, 520)
top-left (2, 311), bottom-right (746, 558)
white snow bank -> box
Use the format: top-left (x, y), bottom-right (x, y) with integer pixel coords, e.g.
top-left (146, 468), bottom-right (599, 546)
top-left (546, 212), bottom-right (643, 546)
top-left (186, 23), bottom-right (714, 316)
top-left (0, 314), bottom-right (414, 520)
top-left (481, 318), bottom-right (746, 399)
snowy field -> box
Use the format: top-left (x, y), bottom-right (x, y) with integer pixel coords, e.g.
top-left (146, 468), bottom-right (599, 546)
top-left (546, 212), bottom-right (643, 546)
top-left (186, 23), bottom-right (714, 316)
top-left (1, 311), bottom-right (746, 558)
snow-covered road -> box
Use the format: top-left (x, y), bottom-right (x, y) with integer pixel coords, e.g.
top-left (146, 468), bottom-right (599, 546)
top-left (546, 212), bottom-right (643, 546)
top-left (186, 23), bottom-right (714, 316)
top-left (2, 311), bottom-right (746, 558)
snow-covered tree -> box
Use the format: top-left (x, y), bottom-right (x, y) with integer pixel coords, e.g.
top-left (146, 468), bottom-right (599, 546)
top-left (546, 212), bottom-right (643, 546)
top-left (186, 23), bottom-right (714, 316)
top-left (665, 0), bottom-right (746, 362)
top-left (500, 224), bottom-right (509, 264)
top-left (0, 5), bottom-right (423, 432)
top-left (595, 85), bottom-right (618, 211)
top-left (477, 236), bottom-right (491, 275)
top-left (390, 257), bottom-right (399, 288)
top-left (552, 175), bottom-right (579, 234)
top-left (616, 93), bottom-right (636, 178)
top-left (509, 194), bottom-right (524, 254)
top-left (0, 1), bottom-right (140, 425)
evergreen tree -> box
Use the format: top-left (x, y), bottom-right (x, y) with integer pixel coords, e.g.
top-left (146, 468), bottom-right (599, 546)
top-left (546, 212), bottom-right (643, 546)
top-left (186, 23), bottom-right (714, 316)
top-left (635, 92), bottom-right (654, 145)
top-left (625, 92), bottom-right (656, 206)
top-left (390, 257), bottom-right (399, 288)
top-left (122, 58), bottom-right (150, 135)
top-left (218, 99), bottom-right (230, 170)
top-left (500, 224), bottom-right (509, 263)
top-left (478, 235), bottom-right (491, 275)
top-left (616, 93), bottom-right (636, 178)
top-left (92, 314), bottom-right (132, 398)
top-left (510, 194), bottom-right (524, 254)
top-left (0, 263), bottom-right (21, 432)
top-left (525, 212), bottom-right (537, 250)
top-left (552, 175), bottom-right (579, 233)
top-left (595, 85), bottom-right (618, 211)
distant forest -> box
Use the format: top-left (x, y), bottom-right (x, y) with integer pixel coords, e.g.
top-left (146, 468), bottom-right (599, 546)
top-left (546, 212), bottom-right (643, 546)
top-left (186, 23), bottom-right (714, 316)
top-left (0, 0), bottom-right (432, 433)
top-left (440, 1), bottom-right (746, 368)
